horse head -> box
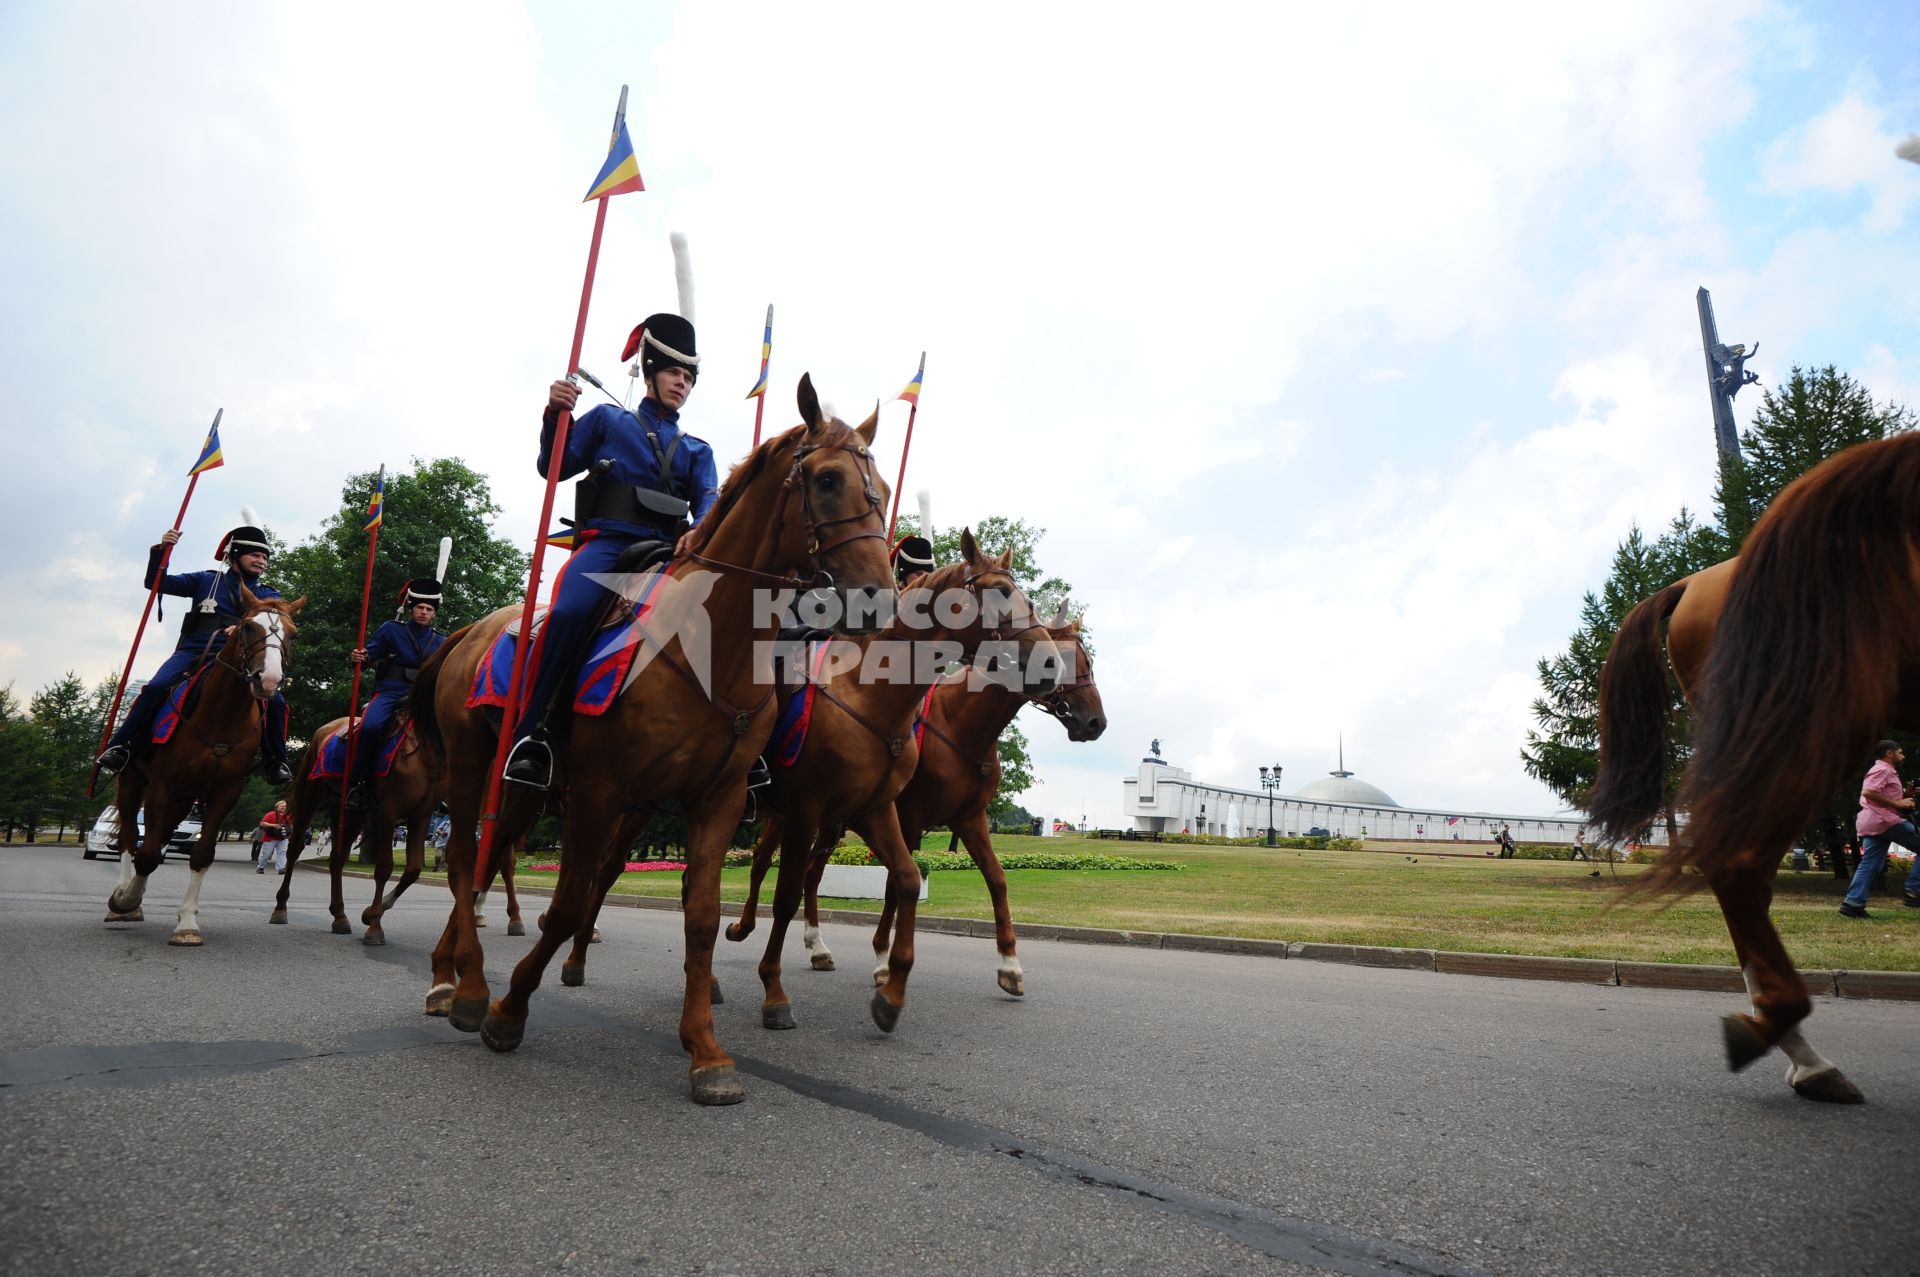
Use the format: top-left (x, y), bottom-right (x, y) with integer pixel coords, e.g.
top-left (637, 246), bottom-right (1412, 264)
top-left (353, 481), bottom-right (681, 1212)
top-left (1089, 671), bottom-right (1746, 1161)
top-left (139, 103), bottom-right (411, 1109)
top-left (1034, 610), bottom-right (1105, 742)
top-left (236, 587), bottom-right (306, 698)
top-left (902, 529), bottom-right (1064, 694)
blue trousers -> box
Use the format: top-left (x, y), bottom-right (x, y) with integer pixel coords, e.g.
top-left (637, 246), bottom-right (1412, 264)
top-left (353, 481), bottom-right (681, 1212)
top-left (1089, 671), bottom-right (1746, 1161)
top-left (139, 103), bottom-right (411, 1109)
top-left (1845, 822), bottom-right (1920, 908)
top-left (350, 687), bottom-right (408, 785)
top-left (512, 532), bottom-right (636, 743)
top-left (109, 642), bottom-right (288, 766)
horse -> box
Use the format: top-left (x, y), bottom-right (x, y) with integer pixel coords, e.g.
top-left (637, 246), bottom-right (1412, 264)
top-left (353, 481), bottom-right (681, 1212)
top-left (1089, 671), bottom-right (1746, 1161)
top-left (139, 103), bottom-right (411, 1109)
top-left (410, 376), bottom-right (895, 1105)
top-left (104, 590), bottom-right (305, 946)
top-left (267, 708), bottom-right (524, 944)
top-left (728, 616), bottom-right (1104, 997)
top-left (705, 535), bottom-right (1062, 1032)
top-left (1588, 431), bottom-right (1920, 1104)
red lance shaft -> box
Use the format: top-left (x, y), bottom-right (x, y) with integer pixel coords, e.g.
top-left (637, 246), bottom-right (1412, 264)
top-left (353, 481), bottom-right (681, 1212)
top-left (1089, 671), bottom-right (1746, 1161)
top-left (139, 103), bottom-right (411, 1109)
top-left (89, 408), bottom-right (221, 798)
top-left (474, 88), bottom-right (628, 885)
top-left (334, 464), bottom-right (385, 850)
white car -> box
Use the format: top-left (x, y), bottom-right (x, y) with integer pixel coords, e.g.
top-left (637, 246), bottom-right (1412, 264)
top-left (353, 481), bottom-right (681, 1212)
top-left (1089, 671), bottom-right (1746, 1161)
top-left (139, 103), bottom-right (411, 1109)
top-left (82, 805), bottom-right (206, 861)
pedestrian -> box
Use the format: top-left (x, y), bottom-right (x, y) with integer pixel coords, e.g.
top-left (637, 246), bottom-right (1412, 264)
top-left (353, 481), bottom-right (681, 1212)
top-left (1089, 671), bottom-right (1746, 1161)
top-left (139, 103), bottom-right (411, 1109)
top-left (1570, 828), bottom-right (1589, 861)
top-left (1841, 739), bottom-right (1920, 918)
top-left (255, 800), bottom-right (291, 874)
top-left (1496, 823), bottom-right (1518, 858)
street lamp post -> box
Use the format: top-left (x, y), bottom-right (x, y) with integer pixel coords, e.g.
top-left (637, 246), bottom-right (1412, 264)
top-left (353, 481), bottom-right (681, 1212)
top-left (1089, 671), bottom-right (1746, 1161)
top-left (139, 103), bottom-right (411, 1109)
top-left (1258, 764), bottom-right (1283, 848)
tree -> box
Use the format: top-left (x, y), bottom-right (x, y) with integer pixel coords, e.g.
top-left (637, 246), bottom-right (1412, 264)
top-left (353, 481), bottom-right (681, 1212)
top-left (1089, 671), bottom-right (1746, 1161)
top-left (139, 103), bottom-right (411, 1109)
top-left (989, 722), bottom-right (1036, 823)
top-left (29, 672), bottom-right (97, 839)
top-left (272, 458), bottom-right (530, 741)
top-left (0, 685), bottom-right (54, 842)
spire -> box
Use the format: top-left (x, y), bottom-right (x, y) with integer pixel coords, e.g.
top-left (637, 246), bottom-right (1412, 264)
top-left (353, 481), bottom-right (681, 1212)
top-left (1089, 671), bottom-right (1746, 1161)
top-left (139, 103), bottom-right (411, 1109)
top-left (1331, 734), bottom-right (1353, 779)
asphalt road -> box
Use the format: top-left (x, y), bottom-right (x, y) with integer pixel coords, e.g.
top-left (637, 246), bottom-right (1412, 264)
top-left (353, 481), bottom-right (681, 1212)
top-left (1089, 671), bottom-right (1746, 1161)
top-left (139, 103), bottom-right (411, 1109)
top-left (3, 843), bottom-right (1918, 1277)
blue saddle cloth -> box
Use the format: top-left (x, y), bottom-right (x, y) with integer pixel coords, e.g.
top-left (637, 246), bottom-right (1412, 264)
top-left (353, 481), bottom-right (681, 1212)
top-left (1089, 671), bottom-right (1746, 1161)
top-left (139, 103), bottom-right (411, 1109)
top-left (152, 667), bottom-right (211, 745)
top-left (467, 573), bottom-right (667, 717)
top-left (307, 722), bottom-right (407, 782)
top-left (769, 645), bottom-right (835, 768)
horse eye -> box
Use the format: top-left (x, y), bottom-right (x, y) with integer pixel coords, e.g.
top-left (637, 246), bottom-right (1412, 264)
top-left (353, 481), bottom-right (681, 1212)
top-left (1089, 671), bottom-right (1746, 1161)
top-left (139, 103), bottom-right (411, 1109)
top-left (816, 472), bottom-right (838, 492)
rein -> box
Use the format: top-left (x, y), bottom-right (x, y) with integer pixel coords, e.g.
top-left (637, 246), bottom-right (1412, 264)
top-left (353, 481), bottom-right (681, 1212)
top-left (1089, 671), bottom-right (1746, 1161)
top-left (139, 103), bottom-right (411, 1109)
top-left (683, 434), bottom-right (888, 590)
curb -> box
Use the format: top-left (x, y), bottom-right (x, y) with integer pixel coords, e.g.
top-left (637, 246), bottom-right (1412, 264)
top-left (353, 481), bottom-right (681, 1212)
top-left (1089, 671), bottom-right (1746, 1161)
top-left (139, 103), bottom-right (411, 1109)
top-left (315, 865), bottom-right (1920, 1003)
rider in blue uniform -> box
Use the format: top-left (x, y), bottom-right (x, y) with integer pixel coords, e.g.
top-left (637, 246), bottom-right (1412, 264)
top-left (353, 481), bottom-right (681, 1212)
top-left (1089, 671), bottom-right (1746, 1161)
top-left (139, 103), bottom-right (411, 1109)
top-left (96, 509), bottom-right (293, 785)
top-left (344, 576), bottom-right (447, 809)
top-left (502, 308), bottom-right (720, 790)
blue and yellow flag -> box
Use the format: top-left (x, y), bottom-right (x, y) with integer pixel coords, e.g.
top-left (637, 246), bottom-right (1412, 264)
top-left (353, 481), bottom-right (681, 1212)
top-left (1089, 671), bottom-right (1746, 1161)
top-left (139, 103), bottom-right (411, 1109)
top-left (745, 307), bottom-right (773, 399)
top-left (895, 351), bottom-right (926, 406)
top-left (363, 470), bottom-right (385, 533)
top-left (584, 119), bottom-right (646, 202)
top-left (188, 421), bottom-right (224, 476)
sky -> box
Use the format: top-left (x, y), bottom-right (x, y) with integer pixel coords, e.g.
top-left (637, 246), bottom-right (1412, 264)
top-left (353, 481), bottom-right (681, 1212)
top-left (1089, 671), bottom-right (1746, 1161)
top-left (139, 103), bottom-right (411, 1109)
top-left (3, 0), bottom-right (1917, 827)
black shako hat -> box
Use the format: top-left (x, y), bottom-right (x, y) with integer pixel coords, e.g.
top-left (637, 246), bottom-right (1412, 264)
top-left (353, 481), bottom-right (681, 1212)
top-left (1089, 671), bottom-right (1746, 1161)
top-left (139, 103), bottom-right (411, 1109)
top-left (398, 578), bottom-right (442, 609)
top-left (621, 312), bottom-right (699, 383)
top-left (891, 535), bottom-right (934, 583)
top-left (215, 505), bottom-right (270, 562)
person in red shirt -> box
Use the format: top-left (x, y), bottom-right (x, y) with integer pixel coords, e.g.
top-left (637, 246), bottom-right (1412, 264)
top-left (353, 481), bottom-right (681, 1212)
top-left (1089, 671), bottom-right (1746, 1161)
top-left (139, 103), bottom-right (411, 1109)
top-left (1842, 739), bottom-right (1920, 918)
top-left (255, 800), bottom-right (291, 875)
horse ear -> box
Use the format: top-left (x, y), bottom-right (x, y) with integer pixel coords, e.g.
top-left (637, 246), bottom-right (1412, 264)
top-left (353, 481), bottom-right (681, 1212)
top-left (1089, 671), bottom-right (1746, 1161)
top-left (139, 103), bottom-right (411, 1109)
top-left (798, 373), bottom-right (824, 435)
top-left (286, 595), bottom-right (308, 617)
top-left (855, 399), bottom-right (880, 446)
top-left (995, 548), bottom-right (1014, 570)
top-left (959, 526), bottom-right (981, 564)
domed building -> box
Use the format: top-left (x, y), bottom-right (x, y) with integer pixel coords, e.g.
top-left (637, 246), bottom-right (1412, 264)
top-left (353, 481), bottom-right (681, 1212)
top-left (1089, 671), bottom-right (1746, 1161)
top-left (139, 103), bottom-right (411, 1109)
top-left (1293, 744), bottom-right (1400, 810)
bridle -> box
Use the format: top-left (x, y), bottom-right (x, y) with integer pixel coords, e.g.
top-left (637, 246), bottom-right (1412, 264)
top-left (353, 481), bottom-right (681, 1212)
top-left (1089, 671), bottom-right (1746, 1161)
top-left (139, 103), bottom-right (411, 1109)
top-left (683, 431), bottom-right (889, 593)
top-left (1026, 630), bottom-right (1094, 723)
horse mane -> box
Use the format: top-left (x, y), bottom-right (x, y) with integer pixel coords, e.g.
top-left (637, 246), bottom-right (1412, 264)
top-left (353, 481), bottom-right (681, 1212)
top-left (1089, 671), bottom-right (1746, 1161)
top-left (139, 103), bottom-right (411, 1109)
top-left (680, 418), bottom-right (862, 558)
top-left (1659, 433), bottom-right (1920, 892)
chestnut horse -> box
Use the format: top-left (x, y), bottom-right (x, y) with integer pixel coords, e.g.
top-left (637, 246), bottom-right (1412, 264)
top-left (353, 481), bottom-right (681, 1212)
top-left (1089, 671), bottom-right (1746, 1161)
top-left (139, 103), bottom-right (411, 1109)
top-left (730, 617), bottom-right (1104, 997)
top-left (411, 378), bottom-right (894, 1104)
top-left (716, 535), bottom-right (1062, 1032)
top-left (267, 710), bottom-right (522, 944)
top-left (104, 591), bottom-right (305, 946)
top-left (1589, 432), bottom-right (1920, 1104)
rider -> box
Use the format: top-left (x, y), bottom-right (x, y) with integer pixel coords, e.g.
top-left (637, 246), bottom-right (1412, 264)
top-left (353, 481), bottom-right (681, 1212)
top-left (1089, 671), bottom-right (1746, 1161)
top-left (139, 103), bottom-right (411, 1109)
top-left (502, 306), bottom-right (720, 790)
top-left (96, 508), bottom-right (293, 785)
top-left (344, 577), bottom-right (447, 809)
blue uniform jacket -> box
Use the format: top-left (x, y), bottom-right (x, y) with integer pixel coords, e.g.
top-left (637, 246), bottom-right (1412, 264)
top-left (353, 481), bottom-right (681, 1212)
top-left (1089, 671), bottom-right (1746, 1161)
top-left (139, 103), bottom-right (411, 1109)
top-left (539, 398), bottom-right (720, 540)
top-left (364, 619), bottom-right (445, 693)
top-left (146, 544), bottom-right (283, 651)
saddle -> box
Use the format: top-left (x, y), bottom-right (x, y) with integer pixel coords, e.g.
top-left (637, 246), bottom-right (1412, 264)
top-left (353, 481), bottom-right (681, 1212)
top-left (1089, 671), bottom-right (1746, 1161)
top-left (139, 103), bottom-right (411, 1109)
top-left (504, 540), bottom-right (675, 642)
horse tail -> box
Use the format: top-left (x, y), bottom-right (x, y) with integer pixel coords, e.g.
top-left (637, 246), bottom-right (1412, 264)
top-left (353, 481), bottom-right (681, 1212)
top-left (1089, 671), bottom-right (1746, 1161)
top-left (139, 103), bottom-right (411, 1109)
top-left (1588, 579), bottom-right (1688, 847)
top-left (409, 623), bottom-right (471, 772)
top-left (1661, 434), bottom-right (1920, 891)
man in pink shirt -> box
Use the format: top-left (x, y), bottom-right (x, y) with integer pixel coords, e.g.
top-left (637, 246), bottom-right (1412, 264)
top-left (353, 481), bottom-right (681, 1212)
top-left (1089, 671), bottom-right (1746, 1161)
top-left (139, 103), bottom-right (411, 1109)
top-left (1842, 739), bottom-right (1920, 918)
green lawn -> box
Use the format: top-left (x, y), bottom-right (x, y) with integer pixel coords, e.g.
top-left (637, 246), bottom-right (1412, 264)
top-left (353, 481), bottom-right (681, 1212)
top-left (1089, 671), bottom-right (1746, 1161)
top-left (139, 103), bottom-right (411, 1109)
top-left (492, 833), bottom-right (1920, 971)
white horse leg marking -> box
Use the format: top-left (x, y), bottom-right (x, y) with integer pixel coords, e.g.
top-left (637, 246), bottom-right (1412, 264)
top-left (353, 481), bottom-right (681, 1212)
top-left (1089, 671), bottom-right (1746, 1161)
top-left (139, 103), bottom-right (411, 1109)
top-left (1742, 964), bottom-right (1838, 1086)
top-left (474, 889), bottom-right (490, 926)
top-left (998, 954), bottom-right (1025, 982)
top-left (872, 947), bottom-right (891, 986)
top-left (173, 865), bottom-right (211, 940)
top-left (110, 850), bottom-right (149, 912)
top-left (802, 924), bottom-right (832, 961)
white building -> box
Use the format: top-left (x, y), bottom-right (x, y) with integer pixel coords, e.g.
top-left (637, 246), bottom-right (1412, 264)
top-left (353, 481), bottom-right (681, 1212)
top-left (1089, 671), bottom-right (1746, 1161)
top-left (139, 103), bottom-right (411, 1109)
top-left (1120, 745), bottom-right (1666, 847)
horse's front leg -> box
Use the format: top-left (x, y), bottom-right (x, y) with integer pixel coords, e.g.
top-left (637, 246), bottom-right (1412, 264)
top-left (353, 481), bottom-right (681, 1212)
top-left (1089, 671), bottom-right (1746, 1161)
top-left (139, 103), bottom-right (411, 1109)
top-left (725, 817), bottom-right (782, 943)
top-left (500, 851), bottom-right (526, 936)
top-left (801, 835), bottom-right (835, 971)
top-left (106, 776), bottom-right (157, 922)
top-left (855, 805), bottom-right (921, 1034)
top-left (681, 793), bottom-right (748, 1105)
top-left (328, 802), bottom-right (359, 935)
top-left (561, 828), bottom-right (634, 987)
top-left (954, 807), bottom-right (1022, 996)
top-left (485, 796), bottom-right (616, 1051)
top-left (367, 803), bottom-right (428, 934)
top-left (756, 818), bottom-right (820, 1030)
top-left (171, 778), bottom-right (242, 946)
top-left (360, 808), bottom-right (398, 946)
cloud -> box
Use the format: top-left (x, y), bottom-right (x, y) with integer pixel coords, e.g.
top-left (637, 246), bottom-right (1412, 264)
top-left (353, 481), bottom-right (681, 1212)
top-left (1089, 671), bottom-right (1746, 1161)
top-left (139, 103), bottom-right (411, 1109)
top-left (1763, 92), bottom-right (1918, 230)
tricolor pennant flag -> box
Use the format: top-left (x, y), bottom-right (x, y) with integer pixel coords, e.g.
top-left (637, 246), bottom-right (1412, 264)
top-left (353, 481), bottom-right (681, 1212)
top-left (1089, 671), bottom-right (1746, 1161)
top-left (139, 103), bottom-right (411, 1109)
top-left (583, 117), bottom-right (646, 202)
top-left (545, 526), bottom-right (578, 551)
top-left (895, 351), bottom-right (925, 406)
top-left (188, 420), bottom-right (225, 476)
top-left (363, 470), bottom-right (385, 533)
top-left (745, 310), bottom-right (772, 399)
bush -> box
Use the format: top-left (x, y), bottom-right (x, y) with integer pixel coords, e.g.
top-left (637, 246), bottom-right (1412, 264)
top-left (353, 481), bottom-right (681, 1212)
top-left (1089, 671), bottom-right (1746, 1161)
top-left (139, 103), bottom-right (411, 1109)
top-left (911, 851), bottom-right (1182, 872)
top-left (828, 843), bottom-right (875, 866)
top-left (1157, 832), bottom-right (1360, 852)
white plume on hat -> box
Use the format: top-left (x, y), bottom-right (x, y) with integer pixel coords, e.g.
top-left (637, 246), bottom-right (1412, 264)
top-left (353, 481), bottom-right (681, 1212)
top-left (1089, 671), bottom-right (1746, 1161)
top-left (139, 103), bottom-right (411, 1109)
top-left (240, 504), bottom-right (258, 527)
top-left (1898, 134), bottom-right (1920, 165)
top-left (670, 231), bottom-right (694, 322)
top-left (917, 489), bottom-right (933, 544)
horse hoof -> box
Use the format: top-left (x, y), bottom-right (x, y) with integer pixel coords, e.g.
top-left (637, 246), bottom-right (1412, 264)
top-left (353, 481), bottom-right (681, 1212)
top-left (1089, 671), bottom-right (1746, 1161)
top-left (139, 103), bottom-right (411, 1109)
top-left (561, 963), bottom-right (584, 988)
top-left (331, 917), bottom-right (353, 936)
top-left (507, 920), bottom-right (526, 937)
top-left (810, 953), bottom-right (836, 971)
top-left (869, 990), bottom-right (902, 1034)
top-left (1792, 1067), bottom-right (1866, 1104)
top-left (690, 1065), bottom-right (746, 1106)
top-left (589, 929), bottom-right (601, 944)
top-left (362, 929), bottom-right (385, 947)
top-left (709, 980), bottom-right (725, 1005)
top-left (268, 909), bottom-right (287, 925)
top-left (103, 909), bottom-right (144, 924)
top-left (725, 922), bottom-right (748, 942)
top-left (762, 1003), bottom-right (797, 1031)
top-left (474, 915), bottom-right (488, 928)
top-left (168, 930), bottom-right (204, 947)
top-left (997, 970), bottom-right (1026, 997)
top-left (1721, 1013), bottom-right (1771, 1072)
top-left (449, 996), bottom-right (488, 1034)
top-left (536, 910), bottom-right (548, 932)
top-left (480, 1008), bottom-right (524, 1054)
top-left (424, 984), bottom-right (454, 1017)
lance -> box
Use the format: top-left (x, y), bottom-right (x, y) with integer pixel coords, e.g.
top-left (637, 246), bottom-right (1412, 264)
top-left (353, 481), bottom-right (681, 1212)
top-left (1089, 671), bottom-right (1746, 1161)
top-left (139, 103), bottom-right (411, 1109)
top-left (89, 408), bottom-right (224, 798)
top-left (475, 86), bottom-right (631, 885)
top-left (746, 304), bottom-right (773, 446)
top-left (886, 352), bottom-right (926, 541)
top-left (335, 465), bottom-right (386, 844)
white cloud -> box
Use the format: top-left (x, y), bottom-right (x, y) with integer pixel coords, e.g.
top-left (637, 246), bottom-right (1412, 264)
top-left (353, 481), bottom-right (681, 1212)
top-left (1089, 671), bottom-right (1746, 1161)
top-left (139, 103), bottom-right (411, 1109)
top-left (1762, 91), bottom-right (1919, 230)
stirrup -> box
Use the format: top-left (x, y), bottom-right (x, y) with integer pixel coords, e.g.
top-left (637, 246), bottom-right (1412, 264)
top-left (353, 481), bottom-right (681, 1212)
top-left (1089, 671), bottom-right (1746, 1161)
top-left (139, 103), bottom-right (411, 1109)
top-left (746, 756), bottom-right (773, 791)
top-left (345, 781), bottom-right (370, 811)
top-left (262, 758), bottom-right (293, 786)
top-left (97, 745), bottom-right (131, 776)
top-left (503, 735), bottom-right (554, 791)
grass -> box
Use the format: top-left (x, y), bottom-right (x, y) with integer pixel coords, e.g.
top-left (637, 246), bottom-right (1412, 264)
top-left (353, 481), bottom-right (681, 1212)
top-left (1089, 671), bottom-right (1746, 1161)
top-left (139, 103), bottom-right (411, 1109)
top-left (482, 833), bottom-right (1920, 971)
